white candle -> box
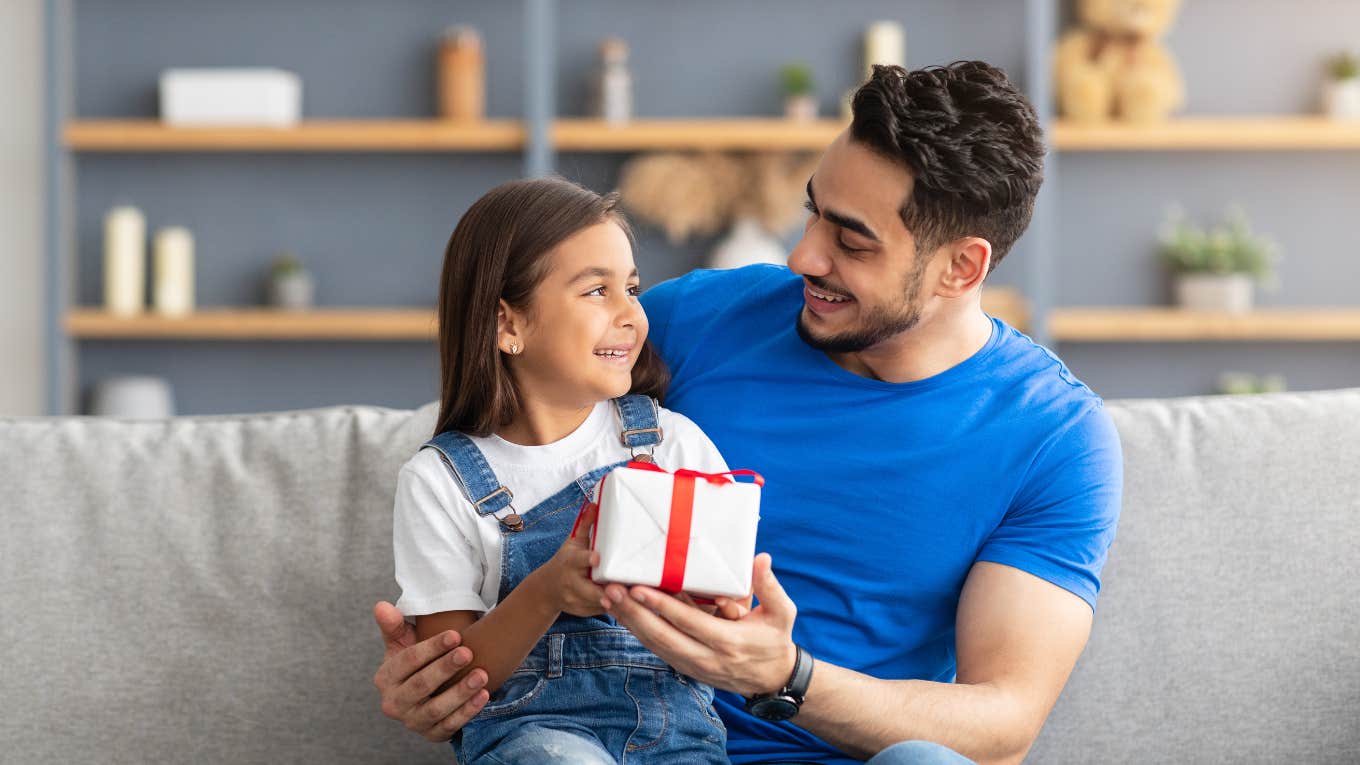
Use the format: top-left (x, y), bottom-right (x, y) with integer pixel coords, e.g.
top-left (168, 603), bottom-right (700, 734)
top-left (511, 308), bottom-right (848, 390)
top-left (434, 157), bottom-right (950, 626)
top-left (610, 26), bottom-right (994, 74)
top-left (865, 21), bottom-right (906, 80)
top-left (104, 206), bottom-right (146, 316)
top-left (153, 226), bottom-right (195, 316)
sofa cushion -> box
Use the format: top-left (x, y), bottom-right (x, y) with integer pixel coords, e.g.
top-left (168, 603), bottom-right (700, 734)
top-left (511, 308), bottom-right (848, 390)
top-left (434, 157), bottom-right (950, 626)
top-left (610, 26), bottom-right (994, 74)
top-left (1030, 389), bottom-right (1360, 764)
top-left (0, 402), bottom-right (447, 764)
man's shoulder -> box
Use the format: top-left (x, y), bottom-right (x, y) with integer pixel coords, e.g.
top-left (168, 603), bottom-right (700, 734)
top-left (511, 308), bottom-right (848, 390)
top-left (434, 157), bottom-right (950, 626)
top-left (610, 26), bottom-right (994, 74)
top-left (986, 320), bottom-right (1110, 438)
top-left (644, 265), bottom-right (801, 317)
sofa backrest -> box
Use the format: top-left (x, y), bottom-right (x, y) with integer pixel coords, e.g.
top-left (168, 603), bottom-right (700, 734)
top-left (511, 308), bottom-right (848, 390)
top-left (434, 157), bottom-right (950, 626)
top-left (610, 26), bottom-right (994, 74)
top-left (2, 391), bottom-right (1357, 763)
top-left (1031, 389), bottom-right (1360, 763)
top-left (0, 402), bottom-right (448, 764)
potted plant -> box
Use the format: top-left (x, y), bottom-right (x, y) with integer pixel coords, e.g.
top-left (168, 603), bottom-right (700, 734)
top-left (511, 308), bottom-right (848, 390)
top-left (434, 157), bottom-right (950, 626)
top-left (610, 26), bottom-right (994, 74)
top-left (1160, 207), bottom-right (1279, 313)
top-left (780, 63), bottom-right (818, 122)
top-left (1217, 371), bottom-right (1287, 396)
top-left (268, 252), bottom-right (314, 310)
top-left (1322, 51), bottom-right (1360, 120)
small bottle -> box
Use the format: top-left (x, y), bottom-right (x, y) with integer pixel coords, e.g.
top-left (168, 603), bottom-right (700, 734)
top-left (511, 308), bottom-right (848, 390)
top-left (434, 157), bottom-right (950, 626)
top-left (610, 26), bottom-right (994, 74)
top-left (438, 26), bottom-right (485, 121)
top-left (597, 37), bottom-right (632, 125)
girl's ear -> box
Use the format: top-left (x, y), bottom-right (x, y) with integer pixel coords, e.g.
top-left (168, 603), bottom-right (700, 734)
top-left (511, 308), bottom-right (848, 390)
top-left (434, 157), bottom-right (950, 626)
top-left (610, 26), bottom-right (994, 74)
top-left (497, 299), bottom-right (525, 355)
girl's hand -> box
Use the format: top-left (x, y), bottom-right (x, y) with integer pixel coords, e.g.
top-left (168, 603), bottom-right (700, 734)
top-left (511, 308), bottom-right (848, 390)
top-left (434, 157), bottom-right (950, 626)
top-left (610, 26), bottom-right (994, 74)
top-left (536, 502), bottom-right (609, 618)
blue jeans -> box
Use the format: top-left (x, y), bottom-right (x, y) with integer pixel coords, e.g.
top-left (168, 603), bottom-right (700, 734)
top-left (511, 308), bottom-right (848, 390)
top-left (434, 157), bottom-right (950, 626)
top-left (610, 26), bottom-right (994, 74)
top-left (453, 629), bottom-right (727, 764)
top-left (864, 739), bottom-right (977, 764)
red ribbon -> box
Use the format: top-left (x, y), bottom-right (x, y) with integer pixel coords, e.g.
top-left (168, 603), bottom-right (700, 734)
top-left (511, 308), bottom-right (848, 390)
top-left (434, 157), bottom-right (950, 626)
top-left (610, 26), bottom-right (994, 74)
top-left (660, 473), bottom-right (696, 593)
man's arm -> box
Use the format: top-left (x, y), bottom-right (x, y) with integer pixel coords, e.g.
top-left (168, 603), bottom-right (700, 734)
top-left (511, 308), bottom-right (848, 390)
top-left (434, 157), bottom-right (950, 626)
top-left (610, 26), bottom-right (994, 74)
top-left (792, 561), bottom-right (1091, 763)
top-left (603, 557), bottom-right (1092, 765)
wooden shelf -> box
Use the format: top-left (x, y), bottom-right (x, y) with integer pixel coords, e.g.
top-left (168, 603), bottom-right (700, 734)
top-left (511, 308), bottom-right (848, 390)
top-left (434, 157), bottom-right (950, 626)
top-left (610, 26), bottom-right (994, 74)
top-left (63, 120), bottom-right (526, 152)
top-left (1049, 308), bottom-right (1360, 341)
top-left (552, 118), bottom-right (847, 151)
top-left (68, 117), bottom-right (1360, 154)
top-left (66, 308), bottom-right (438, 340)
top-left (1052, 117), bottom-right (1360, 151)
top-left (65, 289), bottom-right (1027, 341)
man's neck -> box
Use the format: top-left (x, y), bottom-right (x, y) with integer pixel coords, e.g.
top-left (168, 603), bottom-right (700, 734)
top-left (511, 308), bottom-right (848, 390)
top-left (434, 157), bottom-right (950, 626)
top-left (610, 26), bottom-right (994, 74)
top-left (826, 307), bottom-right (995, 384)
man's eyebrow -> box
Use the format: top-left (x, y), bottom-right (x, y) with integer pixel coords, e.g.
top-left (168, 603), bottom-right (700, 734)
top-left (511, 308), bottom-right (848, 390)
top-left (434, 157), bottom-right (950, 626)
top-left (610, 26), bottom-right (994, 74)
top-left (568, 266), bottom-right (639, 283)
top-left (806, 177), bottom-right (881, 244)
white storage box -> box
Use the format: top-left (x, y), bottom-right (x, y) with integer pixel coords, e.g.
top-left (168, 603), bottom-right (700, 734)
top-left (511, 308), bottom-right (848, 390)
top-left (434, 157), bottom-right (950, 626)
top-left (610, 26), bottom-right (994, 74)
top-left (159, 68), bottom-right (302, 126)
top-left (590, 464), bottom-right (762, 600)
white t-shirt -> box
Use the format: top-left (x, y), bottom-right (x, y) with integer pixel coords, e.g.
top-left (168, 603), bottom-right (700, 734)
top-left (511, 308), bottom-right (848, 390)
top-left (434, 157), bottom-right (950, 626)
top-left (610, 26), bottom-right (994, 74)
top-left (393, 401), bottom-right (729, 617)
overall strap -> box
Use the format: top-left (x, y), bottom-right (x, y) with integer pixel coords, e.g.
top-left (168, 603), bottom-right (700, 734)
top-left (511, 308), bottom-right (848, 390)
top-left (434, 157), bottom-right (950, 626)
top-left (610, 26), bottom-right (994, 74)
top-left (612, 394), bottom-right (663, 460)
top-left (421, 431), bottom-right (515, 517)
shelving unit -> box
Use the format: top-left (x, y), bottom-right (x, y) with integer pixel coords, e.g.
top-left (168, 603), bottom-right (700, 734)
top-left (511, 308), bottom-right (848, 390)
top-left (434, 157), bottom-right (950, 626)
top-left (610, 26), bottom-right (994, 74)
top-left (44, 0), bottom-right (1360, 413)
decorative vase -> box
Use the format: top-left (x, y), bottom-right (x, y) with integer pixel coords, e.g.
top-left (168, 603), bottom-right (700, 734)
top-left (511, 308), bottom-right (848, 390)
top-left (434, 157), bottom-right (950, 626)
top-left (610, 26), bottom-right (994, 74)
top-left (1175, 273), bottom-right (1254, 313)
top-left (1322, 79), bottom-right (1360, 120)
top-left (707, 217), bottom-right (787, 271)
top-left (153, 226), bottom-right (195, 317)
top-left (270, 271), bottom-right (315, 310)
top-left (784, 94), bottom-right (818, 122)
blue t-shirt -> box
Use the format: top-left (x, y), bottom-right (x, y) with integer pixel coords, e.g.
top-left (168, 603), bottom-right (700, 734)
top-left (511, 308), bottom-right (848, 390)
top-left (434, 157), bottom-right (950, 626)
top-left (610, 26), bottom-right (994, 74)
top-left (640, 265), bottom-right (1123, 765)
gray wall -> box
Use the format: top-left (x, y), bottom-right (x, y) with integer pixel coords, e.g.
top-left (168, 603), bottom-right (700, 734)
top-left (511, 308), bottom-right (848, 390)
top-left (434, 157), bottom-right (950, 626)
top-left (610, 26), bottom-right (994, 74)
top-left (1, 0), bottom-right (45, 416)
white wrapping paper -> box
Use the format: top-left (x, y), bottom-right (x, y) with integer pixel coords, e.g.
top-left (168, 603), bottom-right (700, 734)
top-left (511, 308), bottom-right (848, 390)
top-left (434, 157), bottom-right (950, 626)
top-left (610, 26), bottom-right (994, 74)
top-left (590, 465), bottom-right (761, 599)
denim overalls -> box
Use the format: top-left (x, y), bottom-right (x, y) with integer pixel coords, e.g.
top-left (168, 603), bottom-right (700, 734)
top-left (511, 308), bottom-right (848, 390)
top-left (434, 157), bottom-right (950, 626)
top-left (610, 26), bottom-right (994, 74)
top-left (422, 394), bottom-right (729, 765)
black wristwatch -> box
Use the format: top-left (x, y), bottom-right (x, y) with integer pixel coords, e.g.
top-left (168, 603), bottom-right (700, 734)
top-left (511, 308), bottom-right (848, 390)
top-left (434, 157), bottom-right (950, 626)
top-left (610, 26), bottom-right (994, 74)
top-left (744, 644), bottom-right (814, 721)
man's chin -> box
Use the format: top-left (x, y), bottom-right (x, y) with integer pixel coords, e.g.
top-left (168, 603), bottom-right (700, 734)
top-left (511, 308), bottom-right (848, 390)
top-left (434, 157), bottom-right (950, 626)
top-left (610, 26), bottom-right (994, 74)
top-left (796, 312), bottom-right (858, 353)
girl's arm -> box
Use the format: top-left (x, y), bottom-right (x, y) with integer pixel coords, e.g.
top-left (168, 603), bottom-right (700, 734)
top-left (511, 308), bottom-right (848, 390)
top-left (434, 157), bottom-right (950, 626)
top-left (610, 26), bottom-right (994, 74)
top-left (414, 503), bottom-right (608, 695)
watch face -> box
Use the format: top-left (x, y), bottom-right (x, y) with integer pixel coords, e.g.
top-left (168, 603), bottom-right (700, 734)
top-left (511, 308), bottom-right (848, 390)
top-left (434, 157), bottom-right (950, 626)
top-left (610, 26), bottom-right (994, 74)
top-left (750, 695), bottom-right (799, 722)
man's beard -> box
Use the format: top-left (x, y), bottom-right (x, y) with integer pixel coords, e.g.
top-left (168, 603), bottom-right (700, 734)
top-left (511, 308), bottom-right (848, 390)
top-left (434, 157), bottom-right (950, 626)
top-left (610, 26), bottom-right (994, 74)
top-left (796, 263), bottom-right (928, 354)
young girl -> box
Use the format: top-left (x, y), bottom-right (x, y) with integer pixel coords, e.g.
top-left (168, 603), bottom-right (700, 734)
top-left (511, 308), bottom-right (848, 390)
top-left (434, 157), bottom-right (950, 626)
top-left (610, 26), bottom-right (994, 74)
top-left (392, 177), bottom-right (735, 764)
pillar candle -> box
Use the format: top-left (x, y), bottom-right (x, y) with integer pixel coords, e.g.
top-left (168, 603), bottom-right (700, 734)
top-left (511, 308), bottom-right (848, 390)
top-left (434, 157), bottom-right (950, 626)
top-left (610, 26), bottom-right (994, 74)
top-left (104, 206), bottom-right (146, 316)
top-left (864, 21), bottom-right (905, 80)
top-left (153, 226), bottom-right (195, 316)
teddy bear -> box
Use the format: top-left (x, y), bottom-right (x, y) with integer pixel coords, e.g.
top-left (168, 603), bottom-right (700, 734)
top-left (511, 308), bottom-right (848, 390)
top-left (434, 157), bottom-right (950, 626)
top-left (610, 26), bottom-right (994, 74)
top-left (1053, 0), bottom-right (1186, 123)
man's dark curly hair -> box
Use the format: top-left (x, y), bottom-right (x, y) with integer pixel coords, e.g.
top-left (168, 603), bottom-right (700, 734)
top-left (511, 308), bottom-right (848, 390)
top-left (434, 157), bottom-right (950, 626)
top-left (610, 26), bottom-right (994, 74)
top-left (849, 61), bottom-right (1045, 273)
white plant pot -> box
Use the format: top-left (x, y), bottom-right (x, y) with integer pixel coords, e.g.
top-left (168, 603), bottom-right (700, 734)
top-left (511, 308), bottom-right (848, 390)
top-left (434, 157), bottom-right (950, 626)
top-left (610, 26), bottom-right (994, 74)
top-left (1322, 79), bottom-right (1360, 120)
top-left (708, 217), bottom-right (787, 271)
top-left (784, 94), bottom-right (818, 122)
top-left (1175, 273), bottom-right (1254, 313)
top-left (89, 375), bottom-right (175, 418)
top-left (270, 271), bottom-right (315, 310)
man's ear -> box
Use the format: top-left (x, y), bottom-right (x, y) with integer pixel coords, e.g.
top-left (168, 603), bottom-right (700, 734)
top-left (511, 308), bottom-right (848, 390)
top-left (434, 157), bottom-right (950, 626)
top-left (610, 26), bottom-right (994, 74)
top-left (496, 299), bottom-right (525, 354)
top-left (936, 237), bottom-right (992, 298)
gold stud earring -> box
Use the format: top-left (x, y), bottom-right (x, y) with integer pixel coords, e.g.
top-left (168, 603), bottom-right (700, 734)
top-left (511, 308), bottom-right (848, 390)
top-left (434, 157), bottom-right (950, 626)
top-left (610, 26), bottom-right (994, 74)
top-left (509, 343), bottom-right (519, 355)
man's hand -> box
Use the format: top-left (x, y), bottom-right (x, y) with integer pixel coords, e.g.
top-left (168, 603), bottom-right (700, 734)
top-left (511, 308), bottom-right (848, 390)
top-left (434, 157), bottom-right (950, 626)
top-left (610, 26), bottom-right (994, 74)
top-left (372, 601), bottom-right (490, 742)
top-left (602, 552), bottom-right (796, 697)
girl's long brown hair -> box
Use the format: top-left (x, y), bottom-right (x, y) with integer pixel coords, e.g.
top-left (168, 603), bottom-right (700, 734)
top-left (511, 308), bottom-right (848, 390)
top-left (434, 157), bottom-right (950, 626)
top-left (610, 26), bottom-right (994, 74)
top-left (433, 177), bottom-right (670, 438)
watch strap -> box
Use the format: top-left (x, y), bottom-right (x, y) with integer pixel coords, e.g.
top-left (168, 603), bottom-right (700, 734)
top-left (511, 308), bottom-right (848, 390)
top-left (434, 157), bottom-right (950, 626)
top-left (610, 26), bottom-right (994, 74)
top-left (786, 644), bottom-right (814, 701)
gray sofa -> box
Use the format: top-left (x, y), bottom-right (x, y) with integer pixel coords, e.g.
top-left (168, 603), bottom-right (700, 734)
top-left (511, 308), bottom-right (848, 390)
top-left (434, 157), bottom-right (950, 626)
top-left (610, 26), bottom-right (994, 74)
top-left (2, 390), bottom-right (1357, 763)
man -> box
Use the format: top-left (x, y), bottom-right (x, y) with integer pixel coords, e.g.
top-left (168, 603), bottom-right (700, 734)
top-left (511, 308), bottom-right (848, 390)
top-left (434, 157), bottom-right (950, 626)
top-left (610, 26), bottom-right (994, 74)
top-left (372, 61), bottom-right (1122, 765)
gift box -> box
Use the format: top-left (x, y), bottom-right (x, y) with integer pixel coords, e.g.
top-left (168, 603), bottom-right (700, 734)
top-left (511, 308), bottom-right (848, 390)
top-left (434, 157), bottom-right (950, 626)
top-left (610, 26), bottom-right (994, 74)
top-left (160, 68), bottom-right (302, 126)
top-left (588, 462), bottom-right (762, 600)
